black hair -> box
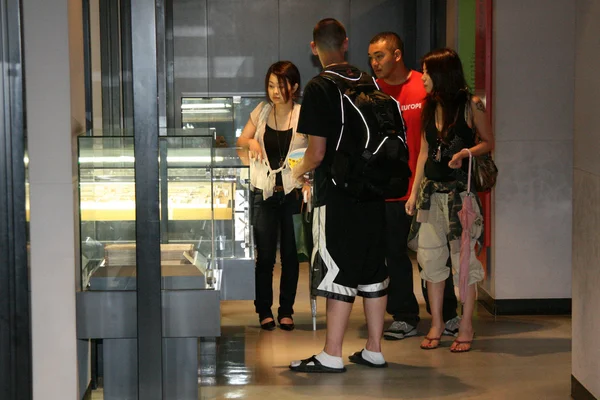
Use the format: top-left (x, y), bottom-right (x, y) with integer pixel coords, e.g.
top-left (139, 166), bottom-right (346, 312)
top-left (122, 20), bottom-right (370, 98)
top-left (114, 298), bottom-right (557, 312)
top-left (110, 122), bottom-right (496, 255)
top-left (313, 18), bottom-right (347, 51)
top-left (421, 48), bottom-right (470, 140)
top-left (369, 31), bottom-right (404, 57)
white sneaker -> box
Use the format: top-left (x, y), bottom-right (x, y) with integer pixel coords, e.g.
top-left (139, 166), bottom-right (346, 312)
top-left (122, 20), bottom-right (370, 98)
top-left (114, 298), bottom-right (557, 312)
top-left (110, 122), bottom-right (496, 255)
top-left (443, 316), bottom-right (461, 337)
top-left (383, 321), bottom-right (418, 341)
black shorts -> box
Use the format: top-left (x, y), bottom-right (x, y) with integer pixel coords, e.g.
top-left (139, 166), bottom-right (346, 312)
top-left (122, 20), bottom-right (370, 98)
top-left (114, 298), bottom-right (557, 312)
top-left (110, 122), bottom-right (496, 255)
top-left (310, 188), bottom-right (388, 303)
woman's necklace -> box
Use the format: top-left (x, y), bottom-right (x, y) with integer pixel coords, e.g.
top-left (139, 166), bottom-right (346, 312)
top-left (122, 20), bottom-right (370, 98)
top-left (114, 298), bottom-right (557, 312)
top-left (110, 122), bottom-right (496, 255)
top-left (434, 108), bottom-right (443, 162)
top-left (433, 105), bottom-right (461, 162)
top-left (273, 105), bottom-right (293, 168)
top-left (434, 137), bottom-right (442, 162)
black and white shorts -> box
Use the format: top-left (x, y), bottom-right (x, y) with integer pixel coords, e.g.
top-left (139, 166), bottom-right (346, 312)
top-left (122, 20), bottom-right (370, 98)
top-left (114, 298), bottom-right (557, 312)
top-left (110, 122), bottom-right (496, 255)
top-left (310, 189), bottom-right (389, 303)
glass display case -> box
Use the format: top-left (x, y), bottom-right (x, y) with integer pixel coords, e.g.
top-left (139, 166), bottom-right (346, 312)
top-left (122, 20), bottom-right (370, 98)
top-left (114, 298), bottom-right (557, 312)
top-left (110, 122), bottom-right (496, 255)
top-left (181, 96), bottom-right (263, 148)
top-left (78, 133), bottom-right (253, 295)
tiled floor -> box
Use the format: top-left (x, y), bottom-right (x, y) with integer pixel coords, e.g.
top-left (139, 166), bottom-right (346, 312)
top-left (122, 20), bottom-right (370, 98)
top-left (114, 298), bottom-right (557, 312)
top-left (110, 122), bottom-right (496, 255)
top-left (92, 263), bottom-right (572, 400)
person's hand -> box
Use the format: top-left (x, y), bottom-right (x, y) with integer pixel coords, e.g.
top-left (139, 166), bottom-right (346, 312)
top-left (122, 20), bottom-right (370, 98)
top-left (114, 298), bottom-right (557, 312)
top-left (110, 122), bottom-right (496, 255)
top-left (292, 163), bottom-right (304, 183)
top-left (236, 147), bottom-right (251, 166)
top-left (448, 149), bottom-right (468, 169)
top-left (302, 183), bottom-right (311, 204)
top-left (405, 196), bottom-right (417, 216)
top-left (248, 139), bottom-right (264, 161)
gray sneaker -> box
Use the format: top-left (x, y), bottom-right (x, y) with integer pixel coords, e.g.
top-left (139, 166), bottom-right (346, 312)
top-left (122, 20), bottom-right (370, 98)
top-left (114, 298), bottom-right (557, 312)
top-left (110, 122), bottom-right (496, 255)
top-left (383, 321), bottom-right (418, 341)
top-left (443, 316), bottom-right (461, 337)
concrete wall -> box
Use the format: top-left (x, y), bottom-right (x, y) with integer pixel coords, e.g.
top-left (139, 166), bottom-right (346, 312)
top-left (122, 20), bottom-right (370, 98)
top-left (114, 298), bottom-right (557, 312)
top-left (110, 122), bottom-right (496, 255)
top-left (572, 0), bottom-right (600, 397)
top-left (491, 0), bottom-right (574, 300)
top-left (23, 0), bottom-right (85, 398)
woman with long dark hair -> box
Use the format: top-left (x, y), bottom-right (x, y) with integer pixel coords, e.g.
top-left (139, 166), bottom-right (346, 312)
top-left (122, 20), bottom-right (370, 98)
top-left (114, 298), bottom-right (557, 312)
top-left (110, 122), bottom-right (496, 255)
top-left (237, 61), bottom-right (306, 331)
top-left (405, 48), bottom-right (494, 352)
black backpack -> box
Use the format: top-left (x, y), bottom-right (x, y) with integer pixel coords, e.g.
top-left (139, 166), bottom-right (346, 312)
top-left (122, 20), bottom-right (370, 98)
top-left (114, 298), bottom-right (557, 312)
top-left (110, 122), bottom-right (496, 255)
top-left (320, 65), bottom-right (411, 201)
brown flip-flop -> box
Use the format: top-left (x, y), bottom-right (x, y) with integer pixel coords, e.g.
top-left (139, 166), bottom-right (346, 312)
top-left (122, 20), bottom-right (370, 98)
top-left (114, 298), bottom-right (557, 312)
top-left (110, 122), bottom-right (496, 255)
top-left (420, 336), bottom-right (442, 350)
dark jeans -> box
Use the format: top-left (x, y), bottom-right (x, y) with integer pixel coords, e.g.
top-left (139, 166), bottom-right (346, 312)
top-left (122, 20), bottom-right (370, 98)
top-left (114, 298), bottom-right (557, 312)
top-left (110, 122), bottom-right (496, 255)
top-left (384, 201), bottom-right (458, 327)
top-left (252, 189), bottom-right (301, 320)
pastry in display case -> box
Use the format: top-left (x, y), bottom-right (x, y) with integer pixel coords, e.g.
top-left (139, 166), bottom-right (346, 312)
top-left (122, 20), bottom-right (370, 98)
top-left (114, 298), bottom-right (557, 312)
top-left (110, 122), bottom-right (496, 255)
top-left (78, 133), bottom-right (253, 295)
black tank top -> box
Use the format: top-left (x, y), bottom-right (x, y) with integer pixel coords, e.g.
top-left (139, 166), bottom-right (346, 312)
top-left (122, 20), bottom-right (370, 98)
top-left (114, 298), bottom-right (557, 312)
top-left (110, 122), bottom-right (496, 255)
top-left (264, 125), bottom-right (292, 186)
top-left (424, 101), bottom-right (476, 183)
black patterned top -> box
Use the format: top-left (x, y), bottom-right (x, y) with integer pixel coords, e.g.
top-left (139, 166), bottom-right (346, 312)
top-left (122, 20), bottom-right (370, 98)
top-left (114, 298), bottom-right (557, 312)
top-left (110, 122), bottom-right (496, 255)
top-left (423, 101), bottom-right (475, 183)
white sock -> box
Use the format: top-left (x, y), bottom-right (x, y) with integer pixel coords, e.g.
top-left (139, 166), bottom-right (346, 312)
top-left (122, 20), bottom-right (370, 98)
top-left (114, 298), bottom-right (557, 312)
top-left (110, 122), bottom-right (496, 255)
top-left (361, 348), bottom-right (386, 365)
top-left (314, 351), bottom-right (344, 369)
top-left (290, 351), bottom-right (344, 369)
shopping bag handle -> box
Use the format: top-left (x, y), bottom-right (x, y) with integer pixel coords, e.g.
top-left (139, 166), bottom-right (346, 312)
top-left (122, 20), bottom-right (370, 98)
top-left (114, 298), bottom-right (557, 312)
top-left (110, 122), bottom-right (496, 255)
top-left (299, 194), bottom-right (312, 223)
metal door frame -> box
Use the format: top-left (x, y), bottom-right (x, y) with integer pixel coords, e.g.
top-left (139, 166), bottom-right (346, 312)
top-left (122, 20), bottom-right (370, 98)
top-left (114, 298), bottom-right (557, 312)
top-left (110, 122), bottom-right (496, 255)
top-left (0, 0), bottom-right (31, 398)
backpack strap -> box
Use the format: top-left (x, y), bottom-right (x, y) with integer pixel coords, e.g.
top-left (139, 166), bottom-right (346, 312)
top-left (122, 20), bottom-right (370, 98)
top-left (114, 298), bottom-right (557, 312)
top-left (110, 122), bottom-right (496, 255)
top-left (321, 69), bottom-right (378, 93)
top-left (317, 72), bottom-right (346, 135)
top-left (321, 68), bottom-right (362, 82)
top-left (320, 70), bottom-right (352, 95)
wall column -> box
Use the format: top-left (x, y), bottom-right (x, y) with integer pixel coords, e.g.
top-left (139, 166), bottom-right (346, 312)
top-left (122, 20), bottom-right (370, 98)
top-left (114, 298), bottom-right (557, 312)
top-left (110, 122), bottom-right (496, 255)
top-left (572, 0), bottom-right (600, 398)
top-left (23, 0), bottom-right (85, 398)
top-left (486, 0), bottom-right (574, 313)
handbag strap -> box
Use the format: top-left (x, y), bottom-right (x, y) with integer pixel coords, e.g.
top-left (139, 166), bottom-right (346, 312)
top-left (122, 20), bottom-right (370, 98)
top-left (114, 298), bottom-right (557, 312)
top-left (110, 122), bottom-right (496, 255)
top-left (464, 148), bottom-right (473, 193)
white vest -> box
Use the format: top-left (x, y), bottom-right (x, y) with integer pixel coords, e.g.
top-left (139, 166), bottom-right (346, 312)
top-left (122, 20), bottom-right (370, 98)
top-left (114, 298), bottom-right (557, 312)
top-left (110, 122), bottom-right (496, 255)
top-left (250, 102), bottom-right (307, 200)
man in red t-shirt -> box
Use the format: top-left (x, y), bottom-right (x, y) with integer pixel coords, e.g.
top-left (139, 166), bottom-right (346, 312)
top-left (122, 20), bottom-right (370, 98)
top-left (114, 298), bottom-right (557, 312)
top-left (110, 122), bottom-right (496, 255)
top-left (368, 32), bottom-right (459, 340)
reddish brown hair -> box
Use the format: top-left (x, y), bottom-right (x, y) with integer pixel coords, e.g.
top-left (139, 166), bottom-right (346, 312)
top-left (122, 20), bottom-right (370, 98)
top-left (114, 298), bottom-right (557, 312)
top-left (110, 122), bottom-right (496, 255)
top-left (264, 61), bottom-right (301, 103)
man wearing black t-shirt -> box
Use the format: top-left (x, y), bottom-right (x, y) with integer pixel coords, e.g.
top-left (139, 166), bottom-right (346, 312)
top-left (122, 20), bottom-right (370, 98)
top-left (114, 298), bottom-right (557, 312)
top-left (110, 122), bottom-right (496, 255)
top-left (289, 18), bottom-right (389, 373)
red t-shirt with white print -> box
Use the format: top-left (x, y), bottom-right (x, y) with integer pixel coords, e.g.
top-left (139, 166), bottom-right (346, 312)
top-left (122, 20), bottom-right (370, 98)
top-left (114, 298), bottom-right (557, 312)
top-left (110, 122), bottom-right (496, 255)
top-left (377, 71), bottom-right (426, 201)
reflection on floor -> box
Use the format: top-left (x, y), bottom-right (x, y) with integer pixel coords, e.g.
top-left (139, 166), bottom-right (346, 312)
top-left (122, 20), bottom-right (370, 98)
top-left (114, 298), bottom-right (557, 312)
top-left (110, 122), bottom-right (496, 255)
top-left (91, 262), bottom-right (572, 400)
top-left (202, 263), bottom-right (572, 400)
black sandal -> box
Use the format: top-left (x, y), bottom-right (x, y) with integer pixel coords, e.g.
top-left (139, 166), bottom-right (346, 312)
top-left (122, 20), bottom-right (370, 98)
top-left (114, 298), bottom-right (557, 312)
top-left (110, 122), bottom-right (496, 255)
top-left (289, 355), bottom-right (346, 373)
top-left (277, 315), bottom-right (295, 331)
top-left (259, 315), bottom-right (276, 331)
top-left (348, 350), bottom-right (388, 368)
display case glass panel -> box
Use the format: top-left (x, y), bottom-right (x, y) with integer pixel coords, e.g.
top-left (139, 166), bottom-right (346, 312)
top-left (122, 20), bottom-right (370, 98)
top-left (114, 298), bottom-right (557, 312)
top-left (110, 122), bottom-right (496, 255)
top-left (181, 97), bottom-right (233, 130)
top-left (181, 96), bottom-right (264, 148)
top-left (78, 133), bottom-right (252, 292)
top-left (78, 136), bottom-right (136, 291)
